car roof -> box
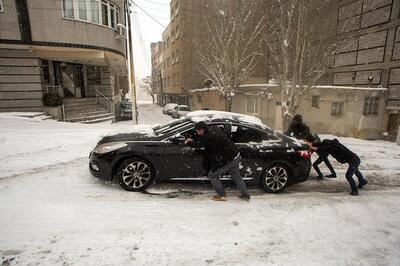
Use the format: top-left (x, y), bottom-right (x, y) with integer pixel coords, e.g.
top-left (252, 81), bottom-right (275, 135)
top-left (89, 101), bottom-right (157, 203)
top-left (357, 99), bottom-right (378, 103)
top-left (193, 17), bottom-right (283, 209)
top-left (186, 110), bottom-right (268, 129)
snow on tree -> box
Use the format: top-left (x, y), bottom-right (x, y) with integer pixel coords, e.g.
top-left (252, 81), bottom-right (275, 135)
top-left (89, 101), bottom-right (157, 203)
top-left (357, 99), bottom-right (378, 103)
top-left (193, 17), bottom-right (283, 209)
top-left (194, 0), bottom-right (265, 111)
top-left (264, 0), bottom-right (350, 130)
top-left (141, 76), bottom-right (156, 103)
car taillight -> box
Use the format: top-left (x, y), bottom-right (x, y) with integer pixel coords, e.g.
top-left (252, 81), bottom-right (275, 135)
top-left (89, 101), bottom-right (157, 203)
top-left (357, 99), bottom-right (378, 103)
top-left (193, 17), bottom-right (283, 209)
top-left (297, 150), bottom-right (311, 159)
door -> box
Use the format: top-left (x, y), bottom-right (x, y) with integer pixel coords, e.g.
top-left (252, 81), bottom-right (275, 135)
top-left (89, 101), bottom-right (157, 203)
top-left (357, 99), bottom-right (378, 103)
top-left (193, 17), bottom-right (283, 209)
top-left (163, 134), bottom-right (205, 178)
top-left (230, 124), bottom-right (280, 178)
top-left (388, 114), bottom-right (399, 140)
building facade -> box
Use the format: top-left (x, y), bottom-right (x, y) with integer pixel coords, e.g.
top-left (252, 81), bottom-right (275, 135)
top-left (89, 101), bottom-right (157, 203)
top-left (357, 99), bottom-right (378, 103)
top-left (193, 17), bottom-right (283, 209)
top-left (151, 0), bottom-right (267, 106)
top-left (0, 0), bottom-right (129, 122)
top-left (150, 41), bottom-right (162, 104)
top-left (334, 0), bottom-right (400, 139)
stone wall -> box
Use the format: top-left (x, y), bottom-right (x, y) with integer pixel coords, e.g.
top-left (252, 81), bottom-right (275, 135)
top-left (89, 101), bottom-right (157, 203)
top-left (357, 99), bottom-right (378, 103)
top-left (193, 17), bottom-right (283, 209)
top-left (0, 48), bottom-right (43, 112)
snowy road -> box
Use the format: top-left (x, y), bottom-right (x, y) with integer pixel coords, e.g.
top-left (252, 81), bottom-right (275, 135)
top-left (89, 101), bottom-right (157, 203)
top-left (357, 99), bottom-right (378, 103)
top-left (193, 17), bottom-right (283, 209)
top-left (0, 104), bottom-right (400, 265)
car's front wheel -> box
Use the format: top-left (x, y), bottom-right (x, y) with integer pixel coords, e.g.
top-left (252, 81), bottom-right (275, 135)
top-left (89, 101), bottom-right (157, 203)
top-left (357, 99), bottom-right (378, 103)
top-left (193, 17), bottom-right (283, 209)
top-left (117, 158), bottom-right (154, 192)
top-left (260, 164), bottom-right (291, 193)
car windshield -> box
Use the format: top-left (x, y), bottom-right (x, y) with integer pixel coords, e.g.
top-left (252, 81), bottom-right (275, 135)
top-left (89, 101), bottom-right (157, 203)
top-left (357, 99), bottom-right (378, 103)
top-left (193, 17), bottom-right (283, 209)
top-left (153, 119), bottom-right (192, 135)
top-left (179, 106), bottom-right (190, 111)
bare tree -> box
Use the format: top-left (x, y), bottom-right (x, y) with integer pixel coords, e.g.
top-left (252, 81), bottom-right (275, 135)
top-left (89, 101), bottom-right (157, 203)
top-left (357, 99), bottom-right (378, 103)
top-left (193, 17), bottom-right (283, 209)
top-left (264, 0), bottom-right (349, 130)
top-left (141, 76), bottom-right (156, 103)
top-left (195, 0), bottom-right (265, 111)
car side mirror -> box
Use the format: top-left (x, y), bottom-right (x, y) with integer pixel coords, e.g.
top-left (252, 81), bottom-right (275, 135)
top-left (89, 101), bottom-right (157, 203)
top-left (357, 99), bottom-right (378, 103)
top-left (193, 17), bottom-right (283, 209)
top-left (170, 135), bottom-right (186, 144)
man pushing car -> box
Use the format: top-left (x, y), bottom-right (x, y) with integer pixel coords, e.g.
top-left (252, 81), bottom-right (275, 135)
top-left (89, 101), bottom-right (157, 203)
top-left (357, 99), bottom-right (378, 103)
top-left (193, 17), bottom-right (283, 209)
top-left (185, 121), bottom-right (251, 201)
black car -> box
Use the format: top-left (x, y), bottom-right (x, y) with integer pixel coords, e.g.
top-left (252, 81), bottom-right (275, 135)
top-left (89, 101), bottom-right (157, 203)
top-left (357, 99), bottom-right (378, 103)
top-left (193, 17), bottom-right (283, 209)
top-left (89, 111), bottom-right (311, 193)
top-left (117, 101), bottom-right (133, 121)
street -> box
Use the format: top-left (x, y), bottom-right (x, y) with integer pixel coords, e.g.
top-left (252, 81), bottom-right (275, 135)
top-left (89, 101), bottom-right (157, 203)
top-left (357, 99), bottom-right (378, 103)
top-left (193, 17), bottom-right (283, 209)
top-left (0, 104), bottom-right (400, 265)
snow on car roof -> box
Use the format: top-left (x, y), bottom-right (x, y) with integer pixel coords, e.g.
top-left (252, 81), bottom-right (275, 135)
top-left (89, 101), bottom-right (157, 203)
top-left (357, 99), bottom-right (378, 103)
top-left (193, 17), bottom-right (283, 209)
top-left (186, 110), bottom-right (268, 128)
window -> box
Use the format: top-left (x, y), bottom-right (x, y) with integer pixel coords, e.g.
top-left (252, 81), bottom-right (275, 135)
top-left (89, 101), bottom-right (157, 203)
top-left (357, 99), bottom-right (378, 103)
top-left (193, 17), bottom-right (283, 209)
top-left (78, 0), bottom-right (87, 20)
top-left (363, 96), bottom-right (379, 115)
top-left (90, 0), bottom-right (100, 23)
top-left (62, 0), bottom-right (74, 18)
top-left (246, 97), bottom-right (258, 115)
top-left (62, 0), bottom-right (119, 29)
top-left (331, 102), bottom-right (344, 116)
top-left (312, 95), bottom-right (320, 108)
top-left (101, 1), bottom-right (109, 26)
top-left (42, 60), bottom-right (50, 83)
top-left (110, 4), bottom-right (115, 28)
top-left (231, 125), bottom-right (277, 143)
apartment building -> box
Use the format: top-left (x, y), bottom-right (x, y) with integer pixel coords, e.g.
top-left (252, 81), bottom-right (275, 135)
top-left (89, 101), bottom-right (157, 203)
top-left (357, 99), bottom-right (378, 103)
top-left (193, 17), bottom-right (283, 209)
top-left (0, 0), bottom-right (129, 123)
top-left (334, 0), bottom-right (400, 139)
top-left (150, 41), bottom-right (162, 104)
top-left (152, 0), bottom-right (267, 106)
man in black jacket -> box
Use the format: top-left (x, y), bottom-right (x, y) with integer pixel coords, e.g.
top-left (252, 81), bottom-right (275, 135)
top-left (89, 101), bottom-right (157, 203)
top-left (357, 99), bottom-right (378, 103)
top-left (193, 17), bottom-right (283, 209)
top-left (285, 114), bottom-right (310, 139)
top-left (185, 121), bottom-right (250, 201)
top-left (303, 134), bottom-right (368, 196)
top-left (311, 134), bottom-right (337, 179)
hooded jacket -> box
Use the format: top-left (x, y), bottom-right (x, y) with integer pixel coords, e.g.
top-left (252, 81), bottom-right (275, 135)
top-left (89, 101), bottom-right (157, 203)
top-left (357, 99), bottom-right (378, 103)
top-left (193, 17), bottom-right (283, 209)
top-left (285, 119), bottom-right (310, 139)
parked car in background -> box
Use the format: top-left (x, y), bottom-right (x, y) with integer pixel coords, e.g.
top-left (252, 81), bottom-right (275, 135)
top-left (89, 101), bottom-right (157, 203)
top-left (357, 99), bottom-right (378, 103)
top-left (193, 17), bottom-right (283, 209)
top-left (171, 105), bottom-right (191, 118)
top-left (117, 101), bottom-right (133, 121)
top-left (89, 111), bottom-right (311, 193)
top-left (162, 103), bottom-right (178, 115)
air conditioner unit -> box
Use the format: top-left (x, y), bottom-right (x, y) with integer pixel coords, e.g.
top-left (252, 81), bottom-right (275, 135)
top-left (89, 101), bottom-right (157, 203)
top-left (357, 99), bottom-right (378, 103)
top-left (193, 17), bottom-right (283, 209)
top-left (116, 23), bottom-right (127, 39)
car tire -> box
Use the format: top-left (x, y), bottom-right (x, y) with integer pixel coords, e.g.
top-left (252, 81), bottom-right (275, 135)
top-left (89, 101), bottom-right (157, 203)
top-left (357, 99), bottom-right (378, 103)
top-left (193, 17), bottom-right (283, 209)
top-left (260, 163), bottom-right (291, 193)
top-left (117, 158), bottom-right (154, 192)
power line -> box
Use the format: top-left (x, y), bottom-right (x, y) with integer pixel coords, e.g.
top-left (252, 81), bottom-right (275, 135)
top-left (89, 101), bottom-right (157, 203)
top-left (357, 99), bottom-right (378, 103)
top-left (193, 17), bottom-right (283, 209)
top-left (129, 0), bottom-right (167, 29)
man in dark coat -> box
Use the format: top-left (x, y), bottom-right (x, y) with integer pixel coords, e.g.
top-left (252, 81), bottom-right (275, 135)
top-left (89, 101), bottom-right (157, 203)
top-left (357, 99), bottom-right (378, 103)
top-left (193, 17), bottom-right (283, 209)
top-left (310, 134), bottom-right (337, 179)
top-left (185, 121), bottom-right (250, 201)
top-left (285, 114), bottom-right (310, 139)
top-left (303, 134), bottom-right (368, 196)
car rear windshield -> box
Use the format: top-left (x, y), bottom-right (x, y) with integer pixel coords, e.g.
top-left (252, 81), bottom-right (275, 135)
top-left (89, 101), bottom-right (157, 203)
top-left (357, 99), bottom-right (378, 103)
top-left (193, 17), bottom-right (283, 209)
top-left (179, 106), bottom-right (190, 111)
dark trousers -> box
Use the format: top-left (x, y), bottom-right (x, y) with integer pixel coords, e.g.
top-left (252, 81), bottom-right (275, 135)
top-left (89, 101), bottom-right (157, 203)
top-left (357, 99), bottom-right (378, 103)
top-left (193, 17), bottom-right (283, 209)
top-left (208, 155), bottom-right (250, 197)
top-left (345, 155), bottom-right (366, 191)
top-left (313, 152), bottom-right (336, 177)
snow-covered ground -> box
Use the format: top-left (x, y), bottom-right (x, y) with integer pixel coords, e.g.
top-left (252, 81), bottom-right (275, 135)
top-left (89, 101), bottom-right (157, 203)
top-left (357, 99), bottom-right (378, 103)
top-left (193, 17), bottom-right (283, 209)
top-left (0, 104), bottom-right (399, 265)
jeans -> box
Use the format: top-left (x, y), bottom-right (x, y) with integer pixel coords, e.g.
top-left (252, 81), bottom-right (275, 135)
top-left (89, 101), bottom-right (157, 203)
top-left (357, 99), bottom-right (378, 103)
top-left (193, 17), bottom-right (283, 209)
top-left (208, 155), bottom-right (250, 197)
top-left (345, 155), bottom-right (366, 191)
top-left (313, 152), bottom-right (336, 177)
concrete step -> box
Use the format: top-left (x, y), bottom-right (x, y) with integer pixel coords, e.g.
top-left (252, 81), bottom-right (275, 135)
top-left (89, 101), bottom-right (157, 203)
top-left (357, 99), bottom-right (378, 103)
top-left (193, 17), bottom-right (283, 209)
top-left (64, 112), bottom-right (113, 123)
top-left (81, 116), bottom-right (113, 124)
top-left (64, 104), bottom-right (107, 111)
top-left (63, 97), bottom-right (98, 103)
top-left (63, 101), bottom-right (100, 107)
top-left (65, 109), bottom-right (110, 119)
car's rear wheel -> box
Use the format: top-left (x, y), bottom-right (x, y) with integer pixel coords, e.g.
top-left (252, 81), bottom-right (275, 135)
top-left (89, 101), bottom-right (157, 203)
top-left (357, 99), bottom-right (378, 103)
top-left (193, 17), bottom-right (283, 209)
top-left (260, 164), bottom-right (291, 193)
top-left (117, 158), bottom-right (154, 192)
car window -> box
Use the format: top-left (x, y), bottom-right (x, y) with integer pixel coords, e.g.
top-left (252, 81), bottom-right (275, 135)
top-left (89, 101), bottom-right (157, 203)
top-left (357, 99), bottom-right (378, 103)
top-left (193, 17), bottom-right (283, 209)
top-left (231, 125), bottom-right (278, 143)
top-left (153, 120), bottom-right (192, 135)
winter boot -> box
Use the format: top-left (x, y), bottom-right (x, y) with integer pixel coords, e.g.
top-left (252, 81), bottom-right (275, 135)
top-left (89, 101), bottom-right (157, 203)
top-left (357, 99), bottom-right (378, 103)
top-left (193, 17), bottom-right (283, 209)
top-left (325, 173), bottom-right (337, 178)
top-left (211, 194), bottom-right (227, 201)
top-left (349, 188), bottom-right (359, 196)
top-left (239, 194), bottom-right (251, 201)
top-left (316, 175), bottom-right (324, 180)
top-left (358, 179), bottom-right (368, 189)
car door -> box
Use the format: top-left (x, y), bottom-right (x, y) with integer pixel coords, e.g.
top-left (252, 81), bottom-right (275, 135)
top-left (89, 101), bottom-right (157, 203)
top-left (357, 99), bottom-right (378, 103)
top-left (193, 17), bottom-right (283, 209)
top-left (230, 124), bottom-right (279, 179)
top-left (163, 129), bottom-right (206, 179)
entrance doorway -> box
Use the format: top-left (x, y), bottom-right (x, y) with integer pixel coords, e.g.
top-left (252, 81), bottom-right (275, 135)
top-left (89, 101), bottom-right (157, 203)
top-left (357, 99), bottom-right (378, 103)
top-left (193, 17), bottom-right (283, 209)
top-left (57, 63), bottom-right (85, 98)
top-left (388, 113), bottom-right (399, 141)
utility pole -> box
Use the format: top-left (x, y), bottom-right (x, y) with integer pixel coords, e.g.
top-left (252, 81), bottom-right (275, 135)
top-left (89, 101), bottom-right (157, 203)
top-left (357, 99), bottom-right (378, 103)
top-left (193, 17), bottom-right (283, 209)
top-left (126, 0), bottom-right (138, 124)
